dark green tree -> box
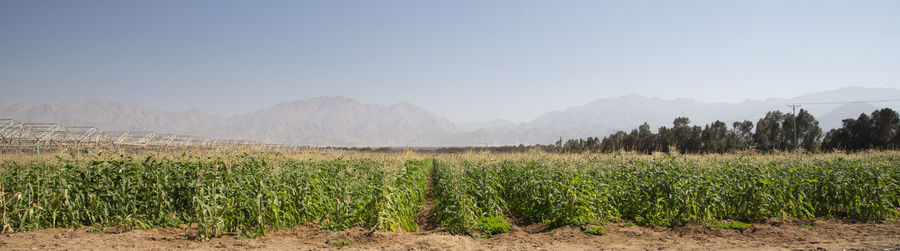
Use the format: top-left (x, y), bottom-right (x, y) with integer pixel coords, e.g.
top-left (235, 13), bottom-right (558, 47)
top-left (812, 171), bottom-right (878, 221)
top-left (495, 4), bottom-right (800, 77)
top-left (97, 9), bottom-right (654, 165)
top-left (601, 131), bottom-right (627, 152)
top-left (701, 120), bottom-right (729, 153)
top-left (823, 108), bottom-right (899, 151)
top-left (730, 120), bottom-right (754, 150)
top-left (871, 108), bottom-right (899, 148)
top-left (754, 111), bottom-right (787, 152)
top-left (656, 126), bottom-right (672, 153)
top-left (671, 117), bottom-right (700, 153)
top-left (851, 113), bottom-right (875, 150)
top-left (636, 122), bottom-right (655, 153)
top-left (823, 119), bottom-right (853, 151)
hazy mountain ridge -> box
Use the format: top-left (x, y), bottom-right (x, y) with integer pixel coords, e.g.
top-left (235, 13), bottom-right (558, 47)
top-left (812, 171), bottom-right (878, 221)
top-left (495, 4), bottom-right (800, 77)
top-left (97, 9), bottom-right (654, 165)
top-left (456, 119), bottom-right (516, 132)
top-left (1, 87), bottom-right (897, 146)
top-left (444, 87), bottom-right (900, 145)
top-left (0, 99), bottom-right (225, 135)
top-left (222, 97), bottom-right (457, 146)
top-left (0, 96), bottom-right (457, 146)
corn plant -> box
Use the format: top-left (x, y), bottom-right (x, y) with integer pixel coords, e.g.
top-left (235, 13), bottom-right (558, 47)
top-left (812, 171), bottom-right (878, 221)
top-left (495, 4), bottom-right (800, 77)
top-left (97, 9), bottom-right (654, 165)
top-left (2, 152), bottom-right (898, 239)
top-left (0, 155), bottom-right (433, 238)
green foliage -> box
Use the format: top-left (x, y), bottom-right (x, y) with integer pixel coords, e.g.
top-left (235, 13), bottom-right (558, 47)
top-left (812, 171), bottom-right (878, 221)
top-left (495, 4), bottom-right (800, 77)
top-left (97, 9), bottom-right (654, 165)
top-left (608, 157), bottom-right (900, 226)
top-left (824, 108), bottom-right (900, 151)
top-left (555, 108), bottom-right (839, 154)
top-left (2, 153), bottom-right (898, 240)
top-left (432, 154), bottom-right (899, 236)
top-left (476, 216), bottom-right (510, 236)
top-left (710, 220), bottom-right (751, 230)
top-left (500, 160), bottom-right (616, 226)
top-left (0, 155), bottom-right (431, 238)
top-left (376, 160), bottom-right (430, 232)
top-left (583, 225), bottom-right (607, 235)
top-left (431, 160), bottom-right (474, 234)
top-left (431, 160), bottom-right (507, 235)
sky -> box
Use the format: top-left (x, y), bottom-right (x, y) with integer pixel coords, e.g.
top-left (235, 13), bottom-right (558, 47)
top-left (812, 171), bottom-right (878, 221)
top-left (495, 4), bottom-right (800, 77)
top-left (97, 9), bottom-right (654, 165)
top-left (1, 0), bottom-right (899, 123)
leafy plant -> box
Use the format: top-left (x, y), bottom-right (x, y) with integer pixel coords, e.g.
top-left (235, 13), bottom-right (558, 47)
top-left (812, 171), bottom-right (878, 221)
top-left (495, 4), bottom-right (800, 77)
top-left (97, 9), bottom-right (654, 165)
top-left (476, 216), bottom-right (510, 236)
top-left (583, 225), bottom-right (607, 235)
top-left (710, 221), bottom-right (751, 230)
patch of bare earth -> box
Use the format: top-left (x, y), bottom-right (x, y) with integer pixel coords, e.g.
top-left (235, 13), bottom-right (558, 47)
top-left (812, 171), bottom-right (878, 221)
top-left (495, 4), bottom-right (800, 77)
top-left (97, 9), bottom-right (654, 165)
top-left (2, 219), bottom-right (898, 250)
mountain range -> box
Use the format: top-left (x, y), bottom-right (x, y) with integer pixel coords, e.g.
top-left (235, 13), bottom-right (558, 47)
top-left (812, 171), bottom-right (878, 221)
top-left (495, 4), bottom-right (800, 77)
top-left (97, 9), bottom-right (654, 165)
top-left (1, 86), bottom-right (898, 146)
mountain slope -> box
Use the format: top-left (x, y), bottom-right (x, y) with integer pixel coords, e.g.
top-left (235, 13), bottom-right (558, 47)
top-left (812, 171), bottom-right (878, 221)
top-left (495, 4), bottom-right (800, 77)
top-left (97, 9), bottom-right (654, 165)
top-left (448, 86), bottom-right (900, 145)
top-left (1, 87), bottom-right (897, 146)
top-left (0, 97), bottom-right (457, 146)
top-left (0, 99), bottom-right (224, 136)
top-left (222, 97), bottom-right (457, 146)
top-left (818, 103), bottom-right (880, 130)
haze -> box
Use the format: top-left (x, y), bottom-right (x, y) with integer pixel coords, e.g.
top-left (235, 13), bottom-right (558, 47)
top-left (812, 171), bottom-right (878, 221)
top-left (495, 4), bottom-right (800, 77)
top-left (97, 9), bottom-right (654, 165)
top-left (2, 0), bottom-right (899, 123)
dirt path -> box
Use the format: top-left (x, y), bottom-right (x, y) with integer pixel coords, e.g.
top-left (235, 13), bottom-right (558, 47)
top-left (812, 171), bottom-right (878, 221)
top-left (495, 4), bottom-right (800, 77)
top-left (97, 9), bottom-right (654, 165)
top-left (414, 160), bottom-right (440, 233)
top-left (2, 219), bottom-right (898, 250)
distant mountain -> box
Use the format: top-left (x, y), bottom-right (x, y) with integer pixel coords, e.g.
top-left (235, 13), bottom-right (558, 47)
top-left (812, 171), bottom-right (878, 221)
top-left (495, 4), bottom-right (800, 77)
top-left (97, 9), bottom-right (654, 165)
top-left (1, 87), bottom-right (898, 146)
top-left (221, 97), bottom-right (457, 146)
top-left (0, 99), bottom-right (224, 136)
top-left (446, 86), bottom-right (900, 145)
top-left (456, 119), bottom-right (516, 131)
top-left (817, 103), bottom-right (879, 130)
top-left (791, 86), bottom-right (900, 104)
top-left (0, 97), bottom-right (457, 146)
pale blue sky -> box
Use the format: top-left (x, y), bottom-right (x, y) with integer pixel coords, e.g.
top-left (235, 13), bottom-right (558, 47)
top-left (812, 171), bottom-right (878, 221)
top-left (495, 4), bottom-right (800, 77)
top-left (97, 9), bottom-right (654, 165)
top-left (1, 0), bottom-right (899, 122)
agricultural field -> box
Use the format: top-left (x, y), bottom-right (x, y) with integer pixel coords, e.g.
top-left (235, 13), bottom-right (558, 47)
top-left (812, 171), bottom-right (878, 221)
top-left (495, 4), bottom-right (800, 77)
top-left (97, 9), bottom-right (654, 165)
top-left (1, 151), bottom-right (900, 250)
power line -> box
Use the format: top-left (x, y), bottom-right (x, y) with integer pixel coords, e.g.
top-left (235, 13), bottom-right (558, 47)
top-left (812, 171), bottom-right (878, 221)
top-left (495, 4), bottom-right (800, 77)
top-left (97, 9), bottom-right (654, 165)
top-left (782, 97), bottom-right (899, 151)
top-left (794, 98), bottom-right (900, 105)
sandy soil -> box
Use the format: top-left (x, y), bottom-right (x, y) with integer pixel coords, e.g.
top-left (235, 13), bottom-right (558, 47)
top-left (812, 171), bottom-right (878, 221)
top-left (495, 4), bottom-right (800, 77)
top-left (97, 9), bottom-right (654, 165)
top-left (2, 218), bottom-right (898, 250)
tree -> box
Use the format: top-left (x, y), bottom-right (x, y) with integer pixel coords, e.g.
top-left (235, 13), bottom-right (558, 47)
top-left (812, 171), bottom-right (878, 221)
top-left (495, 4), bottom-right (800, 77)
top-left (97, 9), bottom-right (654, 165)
top-left (871, 108), bottom-right (899, 148)
top-left (656, 126), bottom-right (673, 153)
top-left (823, 108), bottom-right (899, 152)
top-left (701, 120), bottom-right (728, 153)
top-left (779, 112), bottom-right (796, 151)
top-left (795, 109), bottom-right (822, 152)
top-left (636, 122), bottom-right (655, 153)
top-left (601, 131), bottom-right (627, 152)
top-left (823, 118), bottom-right (854, 151)
top-left (730, 120), bottom-right (754, 151)
top-left (671, 117), bottom-right (700, 153)
top-left (585, 136), bottom-right (600, 152)
top-left (850, 113), bottom-right (875, 150)
top-left (754, 111), bottom-right (787, 152)
top-left (894, 116), bottom-right (900, 148)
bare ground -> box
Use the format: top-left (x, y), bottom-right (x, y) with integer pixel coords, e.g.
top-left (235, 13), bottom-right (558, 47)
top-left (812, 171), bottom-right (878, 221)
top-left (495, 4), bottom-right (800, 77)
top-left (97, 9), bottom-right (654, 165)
top-left (2, 218), bottom-right (899, 250)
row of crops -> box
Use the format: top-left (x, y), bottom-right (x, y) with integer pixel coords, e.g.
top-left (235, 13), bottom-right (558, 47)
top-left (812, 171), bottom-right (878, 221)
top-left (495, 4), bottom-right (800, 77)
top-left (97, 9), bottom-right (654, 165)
top-left (2, 153), bottom-right (899, 238)
top-left (432, 154), bottom-right (900, 235)
top-left (0, 155), bottom-right (429, 238)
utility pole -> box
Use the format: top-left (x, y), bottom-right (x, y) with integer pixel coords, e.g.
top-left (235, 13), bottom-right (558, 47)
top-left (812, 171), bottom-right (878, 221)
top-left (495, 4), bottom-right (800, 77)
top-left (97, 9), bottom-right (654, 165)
top-left (557, 136), bottom-right (562, 153)
top-left (787, 104), bottom-right (801, 151)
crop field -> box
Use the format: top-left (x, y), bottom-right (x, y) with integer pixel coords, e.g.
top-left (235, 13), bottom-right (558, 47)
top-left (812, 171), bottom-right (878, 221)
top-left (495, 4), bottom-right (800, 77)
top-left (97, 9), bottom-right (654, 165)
top-left (433, 153), bottom-right (900, 234)
top-left (1, 151), bottom-right (899, 249)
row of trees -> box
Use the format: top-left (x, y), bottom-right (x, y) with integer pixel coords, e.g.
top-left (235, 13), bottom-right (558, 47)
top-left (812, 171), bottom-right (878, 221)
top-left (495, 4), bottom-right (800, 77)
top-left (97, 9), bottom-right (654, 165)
top-left (550, 108), bottom-right (899, 154)
top-left (822, 108), bottom-right (900, 151)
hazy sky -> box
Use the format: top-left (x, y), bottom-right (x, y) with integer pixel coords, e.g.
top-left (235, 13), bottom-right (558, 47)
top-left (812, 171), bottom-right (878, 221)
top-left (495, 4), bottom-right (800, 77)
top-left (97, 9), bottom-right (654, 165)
top-left (2, 1), bottom-right (899, 122)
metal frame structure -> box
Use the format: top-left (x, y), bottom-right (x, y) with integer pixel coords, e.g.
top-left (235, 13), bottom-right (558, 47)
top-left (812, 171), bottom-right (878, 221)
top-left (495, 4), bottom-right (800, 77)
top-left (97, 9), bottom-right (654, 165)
top-left (0, 118), bottom-right (301, 154)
